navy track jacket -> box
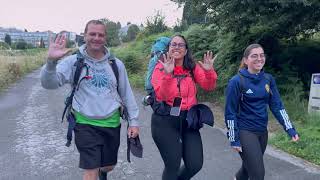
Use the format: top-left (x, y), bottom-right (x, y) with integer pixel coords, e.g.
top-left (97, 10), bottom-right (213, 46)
top-left (224, 68), bottom-right (297, 147)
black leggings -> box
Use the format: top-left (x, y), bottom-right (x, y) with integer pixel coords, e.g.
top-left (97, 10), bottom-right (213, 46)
top-left (151, 113), bottom-right (203, 180)
top-left (236, 130), bottom-right (268, 180)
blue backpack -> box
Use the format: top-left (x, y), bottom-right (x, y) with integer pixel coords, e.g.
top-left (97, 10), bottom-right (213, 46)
top-left (144, 37), bottom-right (171, 93)
top-left (142, 37), bottom-right (172, 114)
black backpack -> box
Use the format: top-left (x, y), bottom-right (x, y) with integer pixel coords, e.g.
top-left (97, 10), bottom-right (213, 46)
top-left (62, 51), bottom-right (120, 147)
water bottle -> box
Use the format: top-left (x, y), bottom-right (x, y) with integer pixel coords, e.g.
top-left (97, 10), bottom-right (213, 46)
top-left (142, 95), bottom-right (153, 106)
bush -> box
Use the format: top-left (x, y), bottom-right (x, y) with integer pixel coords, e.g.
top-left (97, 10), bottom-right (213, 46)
top-left (8, 62), bottom-right (21, 79)
top-left (0, 42), bottom-right (10, 50)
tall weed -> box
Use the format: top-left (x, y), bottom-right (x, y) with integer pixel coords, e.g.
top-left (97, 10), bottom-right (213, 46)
top-left (0, 49), bottom-right (46, 90)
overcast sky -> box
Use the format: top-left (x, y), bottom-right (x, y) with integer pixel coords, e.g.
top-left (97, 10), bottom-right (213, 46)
top-left (0, 0), bottom-right (183, 34)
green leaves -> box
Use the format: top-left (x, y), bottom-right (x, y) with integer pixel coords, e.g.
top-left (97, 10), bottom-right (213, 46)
top-left (99, 18), bottom-right (121, 47)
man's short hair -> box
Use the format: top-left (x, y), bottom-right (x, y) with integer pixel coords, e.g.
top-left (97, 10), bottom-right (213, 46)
top-left (84, 20), bottom-right (106, 33)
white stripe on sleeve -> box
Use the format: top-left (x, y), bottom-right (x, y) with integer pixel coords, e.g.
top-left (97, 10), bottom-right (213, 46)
top-left (280, 109), bottom-right (293, 130)
top-left (227, 120), bottom-right (235, 142)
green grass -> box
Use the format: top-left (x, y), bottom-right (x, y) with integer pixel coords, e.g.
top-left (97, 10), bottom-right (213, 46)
top-left (269, 113), bottom-right (320, 165)
top-left (128, 72), bottom-right (145, 89)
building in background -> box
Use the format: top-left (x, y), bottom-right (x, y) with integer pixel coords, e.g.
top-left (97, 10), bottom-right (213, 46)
top-left (0, 27), bottom-right (77, 48)
top-left (76, 34), bottom-right (85, 47)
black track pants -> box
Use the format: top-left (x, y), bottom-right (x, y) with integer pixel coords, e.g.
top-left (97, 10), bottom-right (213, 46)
top-left (151, 113), bottom-right (203, 180)
top-left (236, 130), bottom-right (268, 180)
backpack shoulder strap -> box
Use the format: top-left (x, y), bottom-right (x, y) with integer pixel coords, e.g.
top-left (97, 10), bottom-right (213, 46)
top-left (73, 51), bottom-right (85, 86)
top-left (108, 54), bottom-right (119, 91)
top-left (108, 55), bottom-right (130, 123)
top-left (61, 51), bottom-right (85, 121)
top-left (264, 73), bottom-right (271, 83)
top-left (238, 73), bottom-right (245, 101)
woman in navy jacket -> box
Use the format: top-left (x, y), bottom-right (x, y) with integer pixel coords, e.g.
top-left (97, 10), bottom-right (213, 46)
top-left (224, 44), bottom-right (299, 180)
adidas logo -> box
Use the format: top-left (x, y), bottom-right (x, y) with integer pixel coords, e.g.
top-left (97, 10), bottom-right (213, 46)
top-left (246, 89), bottom-right (253, 94)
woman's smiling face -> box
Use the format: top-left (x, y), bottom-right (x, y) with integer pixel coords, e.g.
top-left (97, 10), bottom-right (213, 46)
top-left (168, 36), bottom-right (187, 62)
top-left (244, 47), bottom-right (266, 74)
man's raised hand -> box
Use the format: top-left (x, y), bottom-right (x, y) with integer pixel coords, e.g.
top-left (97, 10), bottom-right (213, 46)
top-left (47, 33), bottom-right (71, 61)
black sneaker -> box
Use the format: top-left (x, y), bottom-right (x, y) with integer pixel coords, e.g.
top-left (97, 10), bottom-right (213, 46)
top-left (98, 169), bottom-right (107, 180)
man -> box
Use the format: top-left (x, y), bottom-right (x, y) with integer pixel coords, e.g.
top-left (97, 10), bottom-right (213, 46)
top-left (40, 20), bottom-right (139, 180)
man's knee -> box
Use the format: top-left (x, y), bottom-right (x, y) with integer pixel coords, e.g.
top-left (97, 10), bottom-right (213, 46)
top-left (83, 168), bottom-right (99, 180)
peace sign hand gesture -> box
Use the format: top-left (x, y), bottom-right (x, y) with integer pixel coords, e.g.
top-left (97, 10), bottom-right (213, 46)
top-left (198, 51), bottom-right (217, 71)
top-left (158, 53), bottom-right (175, 74)
top-left (47, 33), bottom-right (71, 61)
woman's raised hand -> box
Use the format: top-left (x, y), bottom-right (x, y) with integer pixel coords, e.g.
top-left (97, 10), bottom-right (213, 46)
top-left (158, 53), bottom-right (175, 74)
top-left (199, 51), bottom-right (217, 71)
top-left (47, 33), bottom-right (71, 61)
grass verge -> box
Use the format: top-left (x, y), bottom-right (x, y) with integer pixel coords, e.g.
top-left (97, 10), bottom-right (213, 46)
top-left (0, 49), bottom-right (46, 91)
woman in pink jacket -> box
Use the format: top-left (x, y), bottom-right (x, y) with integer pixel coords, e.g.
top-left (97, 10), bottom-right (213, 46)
top-left (151, 35), bottom-right (218, 180)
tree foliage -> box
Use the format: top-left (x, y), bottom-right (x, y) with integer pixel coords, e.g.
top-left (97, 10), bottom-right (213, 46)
top-left (116, 22), bottom-right (122, 29)
top-left (0, 41), bottom-right (10, 49)
top-left (172, 0), bottom-right (320, 39)
top-left (122, 24), bottom-right (140, 42)
top-left (170, 0), bottom-right (320, 94)
top-left (4, 34), bottom-right (11, 46)
top-left (39, 37), bottom-right (45, 48)
top-left (99, 18), bottom-right (121, 47)
top-left (143, 11), bottom-right (168, 36)
top-left (15, 39), bottom-right (28, 49)
top-left (181, 0), bottom-right (207, 25)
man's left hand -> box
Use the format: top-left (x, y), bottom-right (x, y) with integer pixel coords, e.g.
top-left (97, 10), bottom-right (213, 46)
top-left (128, 126), bottom-right (139, 138)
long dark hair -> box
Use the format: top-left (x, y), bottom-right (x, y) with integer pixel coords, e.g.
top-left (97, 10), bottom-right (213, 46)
top-left (168, 34), bottom-right (196, 71)
top-left (239, 43), bottom-right (263, 70)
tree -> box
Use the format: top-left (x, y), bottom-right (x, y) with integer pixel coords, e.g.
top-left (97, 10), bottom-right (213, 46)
top-left (99, 18), bottom-right (121, 47)
top-left (173, 18), bottom-right (188, 32)
top-left (171, 0), bottom-right (320, 39)
top-left (144, 11), bottom-right (168, 35)
top-left (15, 39), bottom-right (28, 49)
top-left (116, 22), bottom-right (122, 29)
top-left (4, 34), bottom-right (11, 46)
top-left (39, 37), bottom-right (45, 48)
top-left (181, 0), bottom-right (207, 25)
top-left (126, 24), bottom-right (140, 41)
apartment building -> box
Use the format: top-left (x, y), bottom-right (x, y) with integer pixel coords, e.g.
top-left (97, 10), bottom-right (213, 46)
top-left (0, 27), bottom-right (77, 48)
